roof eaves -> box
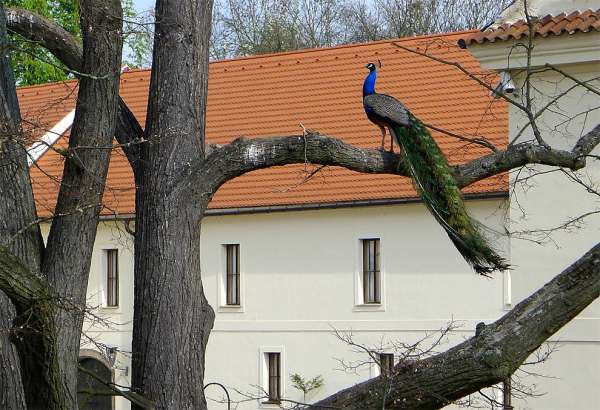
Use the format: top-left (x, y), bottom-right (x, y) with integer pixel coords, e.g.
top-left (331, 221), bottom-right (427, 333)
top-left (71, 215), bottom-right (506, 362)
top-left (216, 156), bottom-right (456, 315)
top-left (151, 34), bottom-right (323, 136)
top-left (458, 9), bottom-right (600, 49)
top-left (27, 109), bottom-right (75, 166)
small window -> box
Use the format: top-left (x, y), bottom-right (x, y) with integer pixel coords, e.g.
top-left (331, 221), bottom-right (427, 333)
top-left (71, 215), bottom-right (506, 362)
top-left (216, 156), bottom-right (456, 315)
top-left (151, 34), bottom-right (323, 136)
top-left (106, 249), bottom-right (118, 307)
top-left (226, 244), bottom-right (240, 305)
top-left (362, 239), bottom-right (380, 304)
top-left (379, 353), bottom-right (394, 376)
top-left (265, 352), bottom-right (281, 403)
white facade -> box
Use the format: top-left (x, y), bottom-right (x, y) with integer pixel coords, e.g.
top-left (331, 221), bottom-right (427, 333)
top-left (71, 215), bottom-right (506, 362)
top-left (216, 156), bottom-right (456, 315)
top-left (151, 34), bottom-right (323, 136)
top-left (466, 13), bottom-right (600, 410)
top-left (74, 188), bottom-right (596, 409)
top-left (75, 198), bottom-right (514, 410)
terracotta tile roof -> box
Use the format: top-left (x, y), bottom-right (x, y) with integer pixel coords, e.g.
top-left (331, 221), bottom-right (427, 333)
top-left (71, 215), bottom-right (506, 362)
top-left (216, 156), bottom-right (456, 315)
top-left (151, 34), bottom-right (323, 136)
top-left (459, 9), bottom-right (600, 48)
top-left (22, 31), bottom-right (508, 217)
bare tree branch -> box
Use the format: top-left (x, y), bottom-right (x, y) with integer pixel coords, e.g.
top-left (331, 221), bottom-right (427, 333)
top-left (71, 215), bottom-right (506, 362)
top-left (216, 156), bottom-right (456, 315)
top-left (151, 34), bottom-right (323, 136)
top-left (310, 242), bottom-right (600, 409)
top-left (181, 121), bottom-right (599, 202)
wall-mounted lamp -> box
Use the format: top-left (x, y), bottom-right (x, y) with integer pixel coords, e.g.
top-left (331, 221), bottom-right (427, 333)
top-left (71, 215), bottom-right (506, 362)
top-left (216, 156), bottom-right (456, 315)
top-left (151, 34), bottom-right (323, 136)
top-left (491, 71), bottom-right (517, 98)
top-left (105, 346), bottom-right (129, 376)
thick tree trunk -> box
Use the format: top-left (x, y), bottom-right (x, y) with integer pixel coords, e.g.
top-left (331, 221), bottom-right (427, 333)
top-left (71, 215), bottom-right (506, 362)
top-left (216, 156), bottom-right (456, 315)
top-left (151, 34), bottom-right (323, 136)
top-left (131, 1), bottom-right (215, 409)
top-left (0, 3), bottom-right (43, 408)
top-left (33, 1), bottom-right (123, 408)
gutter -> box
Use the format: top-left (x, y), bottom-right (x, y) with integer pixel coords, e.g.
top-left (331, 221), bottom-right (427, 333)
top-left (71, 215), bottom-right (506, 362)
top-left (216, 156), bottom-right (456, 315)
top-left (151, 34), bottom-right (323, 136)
top-left (98, 191), bottom-right (508, 221)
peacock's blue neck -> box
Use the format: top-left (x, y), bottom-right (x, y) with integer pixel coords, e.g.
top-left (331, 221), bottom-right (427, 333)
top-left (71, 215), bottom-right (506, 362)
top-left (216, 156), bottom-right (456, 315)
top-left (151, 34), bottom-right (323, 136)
top-left (363, 70), bottom-right (377, 97)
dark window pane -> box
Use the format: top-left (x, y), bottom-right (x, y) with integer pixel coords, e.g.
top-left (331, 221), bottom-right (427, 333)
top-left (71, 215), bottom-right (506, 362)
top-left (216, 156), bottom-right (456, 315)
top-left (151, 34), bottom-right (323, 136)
top-left (226, 245), bottom-right (240, 305)
top-left (266, 353), bottom-right (281, 403)
top-left (106, 250), bottom-right (118, 307)
top-left (379, 353), bottom-right (394, 376)
top-left (362, 239), bottom-right (380, 304)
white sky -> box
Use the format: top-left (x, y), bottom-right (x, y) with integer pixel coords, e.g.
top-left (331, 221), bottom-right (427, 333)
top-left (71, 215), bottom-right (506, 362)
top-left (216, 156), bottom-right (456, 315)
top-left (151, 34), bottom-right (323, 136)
top-left (133, 0), bottom-right (155, 13)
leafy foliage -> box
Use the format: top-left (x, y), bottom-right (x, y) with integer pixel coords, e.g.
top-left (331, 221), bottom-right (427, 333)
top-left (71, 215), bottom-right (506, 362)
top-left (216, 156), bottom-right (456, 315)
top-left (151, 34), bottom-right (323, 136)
top-left (5, 0), bottom-right (80, 85)
top-left (290, 373), bottom-right (324, 401)
top-left (7, 0), bottom-right (153, 85)
top-left (121, 0), bottom-right (153, 69)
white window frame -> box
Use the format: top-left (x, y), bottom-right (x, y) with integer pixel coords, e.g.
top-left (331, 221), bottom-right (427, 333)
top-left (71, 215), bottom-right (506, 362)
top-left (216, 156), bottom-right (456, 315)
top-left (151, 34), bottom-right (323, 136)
top-left (354, 236), bottom-right (386, 311)
top-left (100, 247), bottom-right (121, 311)
top-left (258, 346), bottom-right (285, 408)
top-left (217, 243), bottom-right (245, 312)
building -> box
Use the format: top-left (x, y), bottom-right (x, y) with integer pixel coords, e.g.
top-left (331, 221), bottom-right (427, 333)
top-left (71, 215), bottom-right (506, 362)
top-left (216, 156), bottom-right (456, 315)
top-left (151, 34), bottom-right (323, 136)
top-left (20, 6), bottom-right (598, 408)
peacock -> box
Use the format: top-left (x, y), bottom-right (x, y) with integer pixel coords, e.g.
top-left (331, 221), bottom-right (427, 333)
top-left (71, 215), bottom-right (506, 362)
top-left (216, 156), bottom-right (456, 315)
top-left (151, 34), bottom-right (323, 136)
top-left (362, 62), bottom-right (508, 275)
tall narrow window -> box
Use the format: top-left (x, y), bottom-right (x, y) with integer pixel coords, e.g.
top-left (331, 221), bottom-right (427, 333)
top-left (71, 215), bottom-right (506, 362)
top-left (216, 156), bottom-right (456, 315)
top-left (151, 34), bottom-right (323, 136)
top-left (226, 244), bottom-right (240, 305)
top-left (266, 352), bottom-right (281, 403)
top-left (106, 249), bottom-right (119, 307)
top-left (379, 353), bottom-right (394, 376)
top-left (362, 239), bottom-right (380, 304)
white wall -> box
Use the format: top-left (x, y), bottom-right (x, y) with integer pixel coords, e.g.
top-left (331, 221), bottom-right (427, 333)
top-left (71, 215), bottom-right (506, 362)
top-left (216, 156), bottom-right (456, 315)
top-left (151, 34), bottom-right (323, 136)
top-left (74, 198), bottom-right (511, 410)
top-left (468, 29), bottom-right (600, 409)
top-left (505, 61), bottom-right (600, 410)
top-left (201, 200), bottom-right (510, 409)
top-left (75, 172), bottom-right (597, 410)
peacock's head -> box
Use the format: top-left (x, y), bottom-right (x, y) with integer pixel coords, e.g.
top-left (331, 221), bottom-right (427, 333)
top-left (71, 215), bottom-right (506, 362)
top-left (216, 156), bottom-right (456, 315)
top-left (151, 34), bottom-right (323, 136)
top-left (365, 62), bottom-right (377, 72)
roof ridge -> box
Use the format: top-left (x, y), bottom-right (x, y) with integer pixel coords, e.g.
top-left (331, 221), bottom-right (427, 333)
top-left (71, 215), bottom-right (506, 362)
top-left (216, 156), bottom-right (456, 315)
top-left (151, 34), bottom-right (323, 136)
top-left (459, 9), bottom-right (600, 48)
top-left (203, 29), bottom-right (478, 66)
top-left (17, 78), bottom-right (78, 92)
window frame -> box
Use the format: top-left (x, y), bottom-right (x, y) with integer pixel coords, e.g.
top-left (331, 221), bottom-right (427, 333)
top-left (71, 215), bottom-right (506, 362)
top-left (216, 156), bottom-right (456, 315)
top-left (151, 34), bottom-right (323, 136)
top-left (354, 237), bottom-right (385, 310)
top-left (259, 347), bottom-right (285, 408)
top-left (362, 238), bottom-right (381, 304)
top-left (225, 244), bottom-right (240, 306)
top-left (105, 249), bottom-right (119, 308)
top-left (265, 352), bottom-right (281, 404)
top-left (218, 243), bottom-right (244, 312)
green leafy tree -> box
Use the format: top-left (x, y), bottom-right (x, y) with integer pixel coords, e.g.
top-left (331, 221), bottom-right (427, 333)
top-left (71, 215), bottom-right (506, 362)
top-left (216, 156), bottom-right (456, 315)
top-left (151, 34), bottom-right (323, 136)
top-left (5, 0), bottom-right (80, 85)
top-left (121, 0), bottom-right (153, 68)
top-left (7, 0), bottom-right (152, 85)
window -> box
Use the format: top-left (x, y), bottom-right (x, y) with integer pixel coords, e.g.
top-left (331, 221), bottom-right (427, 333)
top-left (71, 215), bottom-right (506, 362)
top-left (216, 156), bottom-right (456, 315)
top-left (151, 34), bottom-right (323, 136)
top-left (362, 239), bottom-right (380, 304)
top-left (106, 249), bottom-right (118, 307)
top-left (265, 352), bottom-right (281, 403)
top-left (226, 244), bottom-right (240, 305)
top-left (379, 353), bottom-right (394, 376)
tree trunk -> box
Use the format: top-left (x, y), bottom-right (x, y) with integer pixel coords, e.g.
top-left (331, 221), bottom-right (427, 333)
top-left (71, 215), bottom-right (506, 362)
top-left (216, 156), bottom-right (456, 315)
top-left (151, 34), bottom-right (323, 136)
top-left (13, 1), bottom-right (122, 408)
top-left (131, 1), bottom-right (215, 409)
top-left (0, 2), bottom-right (42, 407)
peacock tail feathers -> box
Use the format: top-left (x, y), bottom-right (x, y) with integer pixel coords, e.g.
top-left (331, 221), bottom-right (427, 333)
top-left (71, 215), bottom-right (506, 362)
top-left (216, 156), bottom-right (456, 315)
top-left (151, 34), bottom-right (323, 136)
top-left (390, 114), bottom-right (508, 275)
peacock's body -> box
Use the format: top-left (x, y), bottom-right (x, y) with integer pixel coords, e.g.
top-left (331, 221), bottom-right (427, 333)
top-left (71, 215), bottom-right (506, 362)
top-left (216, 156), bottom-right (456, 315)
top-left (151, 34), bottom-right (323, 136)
top-left (362, 63), bottom-right (508, 274)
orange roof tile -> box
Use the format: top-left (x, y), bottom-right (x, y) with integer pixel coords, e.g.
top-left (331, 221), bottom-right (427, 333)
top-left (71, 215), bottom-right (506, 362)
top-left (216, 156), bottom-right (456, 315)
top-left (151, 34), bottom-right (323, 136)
top-left (23, 31), bottom-right (508, 217)
top-left (459, 9), bottom-right (600, 47)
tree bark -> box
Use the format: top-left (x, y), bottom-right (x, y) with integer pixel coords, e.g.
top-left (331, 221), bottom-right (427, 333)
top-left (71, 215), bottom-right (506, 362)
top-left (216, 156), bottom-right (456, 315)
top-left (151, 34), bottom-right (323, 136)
top-left (29, 1), bottom-right (123, 408)
top-left (0, 3), bottom-right (43, 408)
top-left (182, 124), bottom-right (599, 201)
top-left (131, 1), bottom-right (215, 409)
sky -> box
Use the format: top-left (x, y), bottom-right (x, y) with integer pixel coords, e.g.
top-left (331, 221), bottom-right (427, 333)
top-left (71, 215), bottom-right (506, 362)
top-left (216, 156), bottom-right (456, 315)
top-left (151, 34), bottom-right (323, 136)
top-left (134, 0), bottom-right (155, 13)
